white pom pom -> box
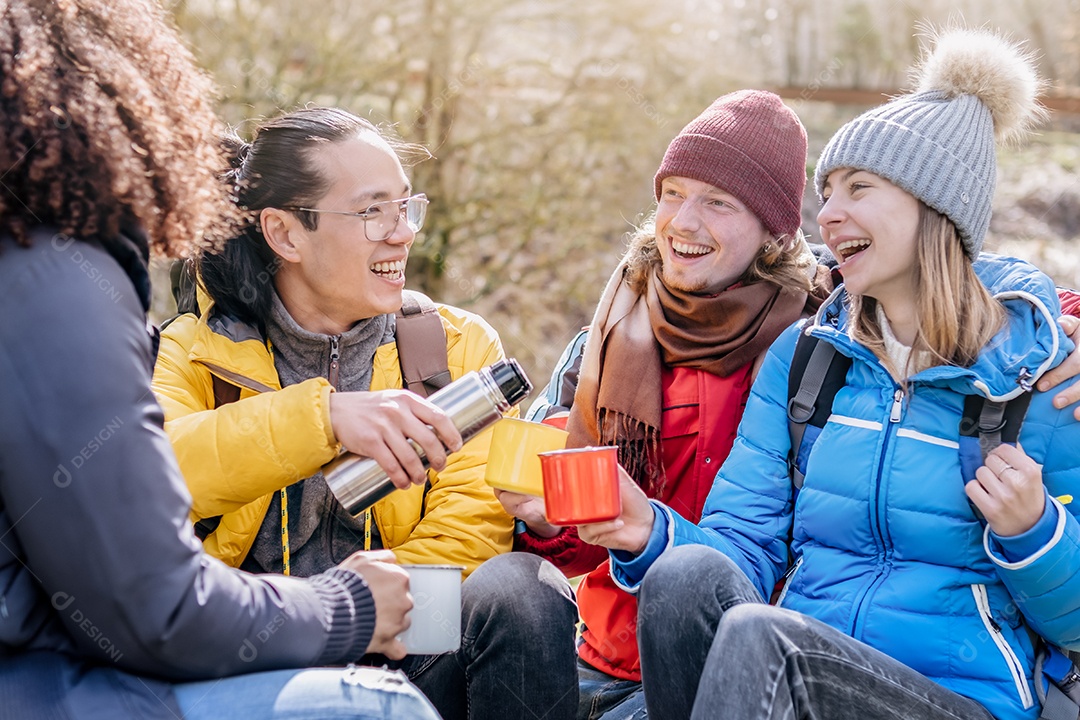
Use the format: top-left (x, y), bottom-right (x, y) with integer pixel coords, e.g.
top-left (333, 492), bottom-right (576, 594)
top-left (913, 27), bottom-right (1048, 143)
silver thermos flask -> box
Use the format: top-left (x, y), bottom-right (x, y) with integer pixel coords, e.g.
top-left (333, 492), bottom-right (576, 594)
top-left (324, 358), bottom-right (532, 517)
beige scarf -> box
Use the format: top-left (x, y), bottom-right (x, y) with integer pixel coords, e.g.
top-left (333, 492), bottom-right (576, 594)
top-left (566, 260), bottom-right (812, 491)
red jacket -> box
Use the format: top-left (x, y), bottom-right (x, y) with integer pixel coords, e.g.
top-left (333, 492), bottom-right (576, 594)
top-left (521, 356), bottom-right (754, 680)
top-left (1061, 288), bottom-right (1080, 319)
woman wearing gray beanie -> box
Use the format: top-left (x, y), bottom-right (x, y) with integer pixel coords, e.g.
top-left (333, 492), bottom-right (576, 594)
top-left (599, 27), bottom-right (1080, 720)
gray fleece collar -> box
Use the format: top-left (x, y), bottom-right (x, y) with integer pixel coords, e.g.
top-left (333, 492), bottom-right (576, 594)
top-left (264, 290), bottom-right (394, 392)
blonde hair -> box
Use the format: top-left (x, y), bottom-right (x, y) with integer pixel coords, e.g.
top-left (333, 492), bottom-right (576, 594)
top-left (623, 211), bottom-right (817, 295)
top-left (850, 204), bottom-right (1004, 378)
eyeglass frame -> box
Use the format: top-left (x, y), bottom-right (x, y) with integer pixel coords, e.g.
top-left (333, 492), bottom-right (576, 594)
top-left (284, 193), bottom-right (429, 242)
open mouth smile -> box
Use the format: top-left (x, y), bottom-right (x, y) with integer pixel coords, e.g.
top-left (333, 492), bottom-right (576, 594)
top-left (671, 239), bottom-right (714, 259)
top-left (370, 259), bottom-right (406, 280)
top-left (835, 238), bottom-right (871, 261)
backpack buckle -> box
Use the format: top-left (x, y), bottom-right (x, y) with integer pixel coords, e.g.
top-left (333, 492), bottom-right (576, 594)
top-left (978, 416), bottom-right (1008, 434)
top-left (787, 397), bottom-right (815, 424)
top-left (978, 401), bottom-right (1008, 435)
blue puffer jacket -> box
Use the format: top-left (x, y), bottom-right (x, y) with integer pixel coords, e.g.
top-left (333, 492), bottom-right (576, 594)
top-left (612, 255), bottom-right (1080, 720)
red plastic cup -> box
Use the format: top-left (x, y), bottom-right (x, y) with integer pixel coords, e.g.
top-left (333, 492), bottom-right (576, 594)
top-left (538, 446), bottom-right (621, 525)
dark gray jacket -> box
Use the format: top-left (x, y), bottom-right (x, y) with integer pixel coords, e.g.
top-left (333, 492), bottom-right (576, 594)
top-left (0, 229), bottom-right (375, 719)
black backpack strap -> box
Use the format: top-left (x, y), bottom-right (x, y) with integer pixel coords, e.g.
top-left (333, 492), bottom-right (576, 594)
top-left (171, 257), bottom-right (201, 316)
top-left (161, 258), bottom-right (201, 332)
top-left (787, 331), bottom-right (851, 489)
top-left (959, 391), bottom-right (1034, 522)
top-left (395, 290), bottom-right (452, 398)
top-left (193, 516), bottom-right (222, 541)
top-left (976, 400), bottom-right (1008, 455)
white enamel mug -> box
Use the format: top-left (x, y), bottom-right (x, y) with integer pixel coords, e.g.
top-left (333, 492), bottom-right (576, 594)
top-left (400, 565), bottom-right (464, 655)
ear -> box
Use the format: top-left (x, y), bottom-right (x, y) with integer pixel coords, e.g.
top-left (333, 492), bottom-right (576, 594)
top-left (261, 208), bottom-right (304, 264)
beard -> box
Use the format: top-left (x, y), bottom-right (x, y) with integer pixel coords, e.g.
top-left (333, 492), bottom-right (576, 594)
top-left (660, 262), bottom-right (712, 294)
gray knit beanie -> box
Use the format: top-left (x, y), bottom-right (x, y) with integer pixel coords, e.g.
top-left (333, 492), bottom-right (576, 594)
top-left (814, 28), bottom-right (1046, 256)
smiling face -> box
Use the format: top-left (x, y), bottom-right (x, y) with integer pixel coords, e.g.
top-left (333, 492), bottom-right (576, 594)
top-left (817, 169), bottom-right (921, 307)
top-left (271, 131), bottom-right (415, 333)
top-left (654, 176), bottom-right (773, 295)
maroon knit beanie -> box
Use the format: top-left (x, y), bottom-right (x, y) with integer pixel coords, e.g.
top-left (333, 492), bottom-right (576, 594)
top-left (654, 90), bottom-right (807, 238)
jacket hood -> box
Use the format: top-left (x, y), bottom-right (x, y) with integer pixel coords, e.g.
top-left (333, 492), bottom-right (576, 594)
top-left (812, 253), bottom-right (1070, 399)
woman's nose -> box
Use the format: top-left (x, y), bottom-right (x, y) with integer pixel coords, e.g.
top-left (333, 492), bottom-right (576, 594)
top-left (816, 194), bottom-right (844, 229)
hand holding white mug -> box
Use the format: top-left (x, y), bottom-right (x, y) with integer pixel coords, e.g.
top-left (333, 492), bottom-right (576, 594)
top-left (337, 549), bottom-right (412, 660)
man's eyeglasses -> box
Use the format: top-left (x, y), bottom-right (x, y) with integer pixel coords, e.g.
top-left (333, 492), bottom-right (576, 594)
top-left (286, 193), bottom-right (428, 242)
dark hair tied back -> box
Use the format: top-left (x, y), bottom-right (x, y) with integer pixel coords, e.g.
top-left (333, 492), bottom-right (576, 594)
top-left (199, 108), bottom-right (428, 327)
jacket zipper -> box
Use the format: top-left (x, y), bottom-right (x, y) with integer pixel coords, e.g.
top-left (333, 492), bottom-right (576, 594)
top-left (850, 386), bottom-right (904, 639)
top-left (972, 584), bottom-right (1034, 708)
top-left (328, 335), bottom-right (341, 389)
top-left (776, 556), bottom-right (804, 607)
top-left (888, 388), bottom-right (903, 423)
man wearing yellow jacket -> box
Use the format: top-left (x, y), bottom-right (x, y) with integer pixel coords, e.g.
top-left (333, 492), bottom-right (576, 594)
top-left (152, 107), bottom-right (577, 720)
top-left (156, 295), bottom-right (509, 573)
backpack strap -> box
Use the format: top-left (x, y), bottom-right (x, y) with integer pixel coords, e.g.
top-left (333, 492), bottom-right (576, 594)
top-left (194, 372), bottom-right (243, 541)
top-left (211, 374), bottom-right (242, 408)
top-left (172, 257), bottom-right (201, 316)
top-left (394, 290), bottom-right (451, 521)
top-left (784, 332), bottom-right (1073, 719)
top-left (957, 390), bottom-right (1075, 718)
top-left (958, 392), bottom-right (1034, 521)
top-left (787, 331), bottom-right (852, 489)
top-left (1036, 644), bottom-right (1080, 720)
top-left (160, 258), bottom-right (201, 332)
top-left (395, 290), bottom-right (452, 398)
top-left (1040, 684), bottom-right (1079, 720)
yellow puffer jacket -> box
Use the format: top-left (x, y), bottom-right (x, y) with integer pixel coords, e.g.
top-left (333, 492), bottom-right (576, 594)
top-left (152, 301), bottom-right (515, 577)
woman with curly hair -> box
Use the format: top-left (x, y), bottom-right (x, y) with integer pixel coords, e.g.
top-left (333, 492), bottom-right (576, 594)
top-left (0, 1), bottom-right (438, 719)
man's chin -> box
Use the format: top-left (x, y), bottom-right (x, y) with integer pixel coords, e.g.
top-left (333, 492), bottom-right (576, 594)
top-left (660, 270), bottom-right (709, 295)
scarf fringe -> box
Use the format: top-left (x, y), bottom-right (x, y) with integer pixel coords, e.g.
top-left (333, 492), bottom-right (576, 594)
top-left (598, 409), bottom-right (666, 497)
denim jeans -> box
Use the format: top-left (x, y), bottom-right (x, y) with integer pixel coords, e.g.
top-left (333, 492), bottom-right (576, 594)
top-left (174, 665), bottom-right (439, 720)
top-left (637, 545), bottom-right (995, 720)
top-left (577, 656), bottom-right (647, 720)
top-left (394, 553), bottom-right (579, 720)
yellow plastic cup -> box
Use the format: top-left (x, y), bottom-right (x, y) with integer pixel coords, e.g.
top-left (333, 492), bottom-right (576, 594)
top-left (484, 417), bottom-right (569, 497)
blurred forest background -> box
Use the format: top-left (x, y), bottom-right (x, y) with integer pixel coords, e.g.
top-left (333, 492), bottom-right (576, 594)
top-left (163, 0), bottom-right (1080, 393)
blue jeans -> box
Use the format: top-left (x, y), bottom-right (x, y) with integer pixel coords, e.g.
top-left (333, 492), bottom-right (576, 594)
top-left (174, 665), bottom-right (438, 720)
top-left (577, 656), bottom-right (646, 720)
top-left (388, 553), bottom-right (579, 720)
top-left (637, 545), bottom-right (995, 720)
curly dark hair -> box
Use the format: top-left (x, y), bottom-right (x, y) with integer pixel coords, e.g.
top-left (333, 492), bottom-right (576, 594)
top-left (0, 0), bottom-right (236, 257)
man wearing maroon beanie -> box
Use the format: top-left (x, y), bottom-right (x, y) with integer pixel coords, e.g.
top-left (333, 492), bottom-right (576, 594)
top-left (500, 90), bottom-right (828, 719)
